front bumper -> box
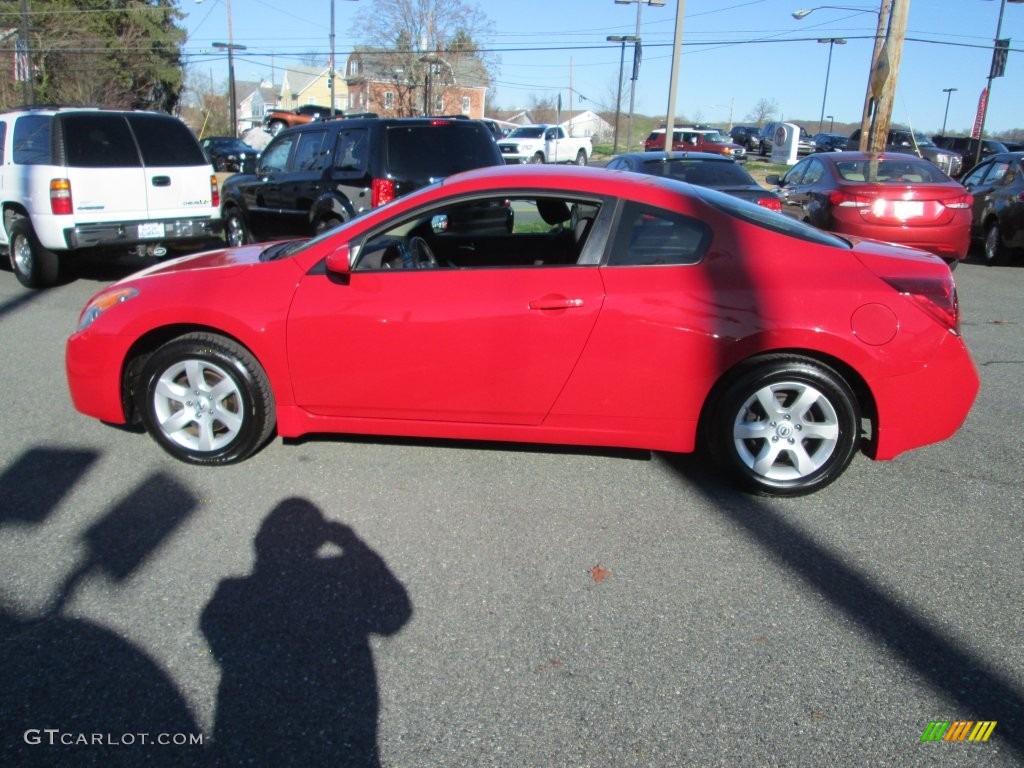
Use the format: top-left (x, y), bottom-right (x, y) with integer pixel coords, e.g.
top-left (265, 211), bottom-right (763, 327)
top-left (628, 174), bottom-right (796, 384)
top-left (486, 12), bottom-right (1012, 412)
top-left (64, 217), bottom-right (223, 250)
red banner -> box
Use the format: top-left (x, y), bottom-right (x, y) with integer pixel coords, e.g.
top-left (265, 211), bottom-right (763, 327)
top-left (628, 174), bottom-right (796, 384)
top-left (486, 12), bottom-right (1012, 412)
top-left (971, 88), bottom-right (988, 139)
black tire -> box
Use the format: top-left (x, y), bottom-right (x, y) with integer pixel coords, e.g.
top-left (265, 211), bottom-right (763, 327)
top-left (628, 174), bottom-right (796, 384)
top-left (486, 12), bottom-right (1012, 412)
top-left (268, 120), bottom-right (286, 136)
top-left (224, 207), bottom-right (250, 247)
top-left (137, 333), bottom-right (276, 465)
top-left (7, 218), bottom-right (60, 289)
top-left (574, 149), bottom-right (587, 166)
top-left (983, 219), bottom-right (1011, 266)
top-left (530, 152), bottom-right (545, 164)
top-left (706, 356), bottom-right (860, 496)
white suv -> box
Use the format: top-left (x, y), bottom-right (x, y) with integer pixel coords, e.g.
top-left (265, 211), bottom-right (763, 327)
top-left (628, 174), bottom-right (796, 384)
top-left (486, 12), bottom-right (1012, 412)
top-left (0, 107), bottom-right (222, 288)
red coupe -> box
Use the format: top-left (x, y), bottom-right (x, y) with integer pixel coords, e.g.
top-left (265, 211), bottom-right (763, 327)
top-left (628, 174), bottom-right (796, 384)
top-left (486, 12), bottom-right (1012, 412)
top-left (66, 166), bottom-right (979, 496)
top-left (767, 151), bottom-right (972, 264)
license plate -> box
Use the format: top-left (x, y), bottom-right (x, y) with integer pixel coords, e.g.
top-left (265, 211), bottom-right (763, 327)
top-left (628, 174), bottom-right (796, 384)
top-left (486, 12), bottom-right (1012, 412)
top-left (891, 200), bottom-right (923, 219)
top-left (138, 222), bottom-right (165, 238)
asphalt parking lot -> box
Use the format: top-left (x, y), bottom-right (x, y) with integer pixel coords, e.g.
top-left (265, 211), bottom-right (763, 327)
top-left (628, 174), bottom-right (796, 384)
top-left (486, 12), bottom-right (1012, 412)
top-left (1, 251), bottom-right (1022, 766)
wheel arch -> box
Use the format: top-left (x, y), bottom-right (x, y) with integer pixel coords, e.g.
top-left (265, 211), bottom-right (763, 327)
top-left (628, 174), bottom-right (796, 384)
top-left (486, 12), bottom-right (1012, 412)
top-left (309, 193), bottom-right (357, 231)
top-left (120, 323), bottom-right (281, 425)
top-left (698, 347), bottom-right (878, 456)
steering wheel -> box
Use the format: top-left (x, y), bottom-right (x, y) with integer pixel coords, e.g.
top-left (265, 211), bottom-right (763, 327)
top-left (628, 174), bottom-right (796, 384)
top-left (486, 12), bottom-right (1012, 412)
top-left (407, 236), bottom-right (438, 269)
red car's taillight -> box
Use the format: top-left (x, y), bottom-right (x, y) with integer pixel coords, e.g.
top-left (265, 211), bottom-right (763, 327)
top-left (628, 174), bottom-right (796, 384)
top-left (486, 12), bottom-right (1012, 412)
top-left (372, 178), bottom-right (395, 207)
top-left (942, 193), bottom-right (972, 209)
top-left (829, 190), bottom-right (872, 208)
top-left (757, 196), bottom-right (782, 212)
top-left (50, 179), bottom-right (73, 215)
top-left (882, 272), bottom-right (960, 334)
top-left (210, 175), bottom-right (220, 208)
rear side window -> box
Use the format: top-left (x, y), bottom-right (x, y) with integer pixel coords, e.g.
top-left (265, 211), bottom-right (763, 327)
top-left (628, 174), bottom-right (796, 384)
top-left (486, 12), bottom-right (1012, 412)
top-left (126, 114), bottom-right (206, 166)
top-left (292, 130), bottom-right (329, 171)
top-left (13, 115), bottom-right (53, 165)
top-left (608, 202), bottom-right (710, 266)
top-left (385, 123), bottom-right (498, 178)
top-left (62, 114), bottom-right (140, 167)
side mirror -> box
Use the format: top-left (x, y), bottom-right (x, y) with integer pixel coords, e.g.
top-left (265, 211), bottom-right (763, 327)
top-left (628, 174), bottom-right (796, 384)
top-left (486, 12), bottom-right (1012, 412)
top-left (765, 174), bottom-right (781, 185)
top-left (325, 243), bottom-right (351, 275)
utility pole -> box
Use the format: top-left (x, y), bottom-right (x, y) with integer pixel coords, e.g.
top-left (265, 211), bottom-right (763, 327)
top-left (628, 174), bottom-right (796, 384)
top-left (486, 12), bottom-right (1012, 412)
top-left (856, 0), bottom-right (888, 152)
top-left (859, 0), bottom-right (909, 153)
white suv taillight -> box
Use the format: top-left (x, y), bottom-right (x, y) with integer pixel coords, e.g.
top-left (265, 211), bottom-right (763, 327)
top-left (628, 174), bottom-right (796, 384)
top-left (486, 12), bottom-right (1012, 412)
top-left (211, 175), bottom-right (220, 208)
top-left (50, 179), bottom-right (73, 215)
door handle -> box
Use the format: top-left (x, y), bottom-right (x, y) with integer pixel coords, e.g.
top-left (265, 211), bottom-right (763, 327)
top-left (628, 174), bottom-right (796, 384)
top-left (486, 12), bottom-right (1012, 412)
top-left (529, 297), bottom-right (584, 310)
top-left (151, 176), bottom-right (171, 187)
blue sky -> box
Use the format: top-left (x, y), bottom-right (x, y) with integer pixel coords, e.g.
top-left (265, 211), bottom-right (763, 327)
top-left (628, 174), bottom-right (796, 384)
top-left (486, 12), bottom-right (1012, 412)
top-left (184, 0), bottom-right (1024, 135)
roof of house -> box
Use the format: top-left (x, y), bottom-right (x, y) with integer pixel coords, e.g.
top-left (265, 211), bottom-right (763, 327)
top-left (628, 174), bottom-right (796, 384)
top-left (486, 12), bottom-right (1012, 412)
top-left (347, 47), bottom-right (488, 90)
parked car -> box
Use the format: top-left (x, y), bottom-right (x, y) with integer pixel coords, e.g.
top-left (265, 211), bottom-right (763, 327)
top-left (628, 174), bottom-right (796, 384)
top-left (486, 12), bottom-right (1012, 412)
top-left (767, 151), bottom-right (972, 265)
top-left (0, 106), bottom-right (221, 288)
top-left (959, 151), bottom-right (1024, 265)
top-left (846, 129), bottom-right (962, 178)
top-left (606, 151), bottom-right (781, 210)
top-left (932, 136), bottom-right (1008, 174)
top-left (643, 128), bottom-right (746, 162)
top-left (1002, 141), bottom-right (1024, 152)
top-left (200, 136), bottom-right (260, 174)
top-left (729, 125), bottom-right (762, 152)
top-left (66, 165), bottom-right (979, 496)
top-left (264, 104), bottom-right (336, 135)
top-left (758, 122), bottom-right (815, 156)
top-left (812, 133), bottom-right (849, 152)
top-left (219, 116), bottom-right (504, 246)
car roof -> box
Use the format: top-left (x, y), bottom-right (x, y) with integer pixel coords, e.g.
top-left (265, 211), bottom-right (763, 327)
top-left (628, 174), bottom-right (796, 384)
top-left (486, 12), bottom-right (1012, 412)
top-left (613, 151), bottom-right (733, 162)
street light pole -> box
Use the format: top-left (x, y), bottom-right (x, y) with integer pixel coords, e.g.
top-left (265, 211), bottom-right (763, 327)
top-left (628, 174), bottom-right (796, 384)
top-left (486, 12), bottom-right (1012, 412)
top-left (198, 0), bottom-right (245, 137)
top-left (940, 87), bottom-right (957, 136)
top-left (817, 37), bottom-right (846, 134)
top-left (615, 0), bottom-right (665, 151)
top-left (606, 35), bottom-right (637, 154)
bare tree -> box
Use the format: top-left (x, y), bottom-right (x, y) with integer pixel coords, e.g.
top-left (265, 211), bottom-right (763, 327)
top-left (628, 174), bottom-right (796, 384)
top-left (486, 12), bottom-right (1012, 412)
top-left (350, 0), bottom-right (495, 115)
top-left (745, 98), bottom-right (779, 127)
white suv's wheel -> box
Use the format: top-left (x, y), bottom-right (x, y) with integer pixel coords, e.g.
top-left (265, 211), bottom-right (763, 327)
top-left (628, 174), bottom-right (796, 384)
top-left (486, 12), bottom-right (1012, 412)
top-left (8, 218), bottom-right (60, 289)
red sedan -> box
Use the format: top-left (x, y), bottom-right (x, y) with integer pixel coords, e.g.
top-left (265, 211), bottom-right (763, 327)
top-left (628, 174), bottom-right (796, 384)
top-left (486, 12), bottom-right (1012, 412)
top-left (767, 151), bottom-right (972, 264)
top-left (66, 166), bottom-right (979, 496)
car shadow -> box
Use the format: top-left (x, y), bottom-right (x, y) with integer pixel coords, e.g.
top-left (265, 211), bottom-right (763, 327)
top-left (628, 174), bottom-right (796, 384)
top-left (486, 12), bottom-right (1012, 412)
top-left (664, 451), bottom-right (1024, 758)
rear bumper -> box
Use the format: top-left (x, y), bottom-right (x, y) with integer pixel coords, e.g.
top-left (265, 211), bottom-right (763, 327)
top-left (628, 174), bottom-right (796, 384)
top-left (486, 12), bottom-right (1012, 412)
top-left (870, 331), bottom-right (979, 460)
top-left (833, 216), bottom-right (971, 260)
top-left (63, 216), bottom-right (222, 250)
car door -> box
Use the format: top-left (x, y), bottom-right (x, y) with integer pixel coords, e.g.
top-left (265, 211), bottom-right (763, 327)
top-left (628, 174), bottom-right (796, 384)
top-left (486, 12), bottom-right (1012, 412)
top-left (276, 129), bottom-right (330, 235)
top-left (961, 160), bottom-right (997, 235)
top-left (285, 193), bottom-right (607, 425)
top-left (239, 133), bottom-right (297, 240)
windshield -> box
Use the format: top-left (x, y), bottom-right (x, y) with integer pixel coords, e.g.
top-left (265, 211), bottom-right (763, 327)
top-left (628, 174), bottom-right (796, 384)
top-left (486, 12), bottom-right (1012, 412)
top-left (507, 127), bottom-right (544, 139)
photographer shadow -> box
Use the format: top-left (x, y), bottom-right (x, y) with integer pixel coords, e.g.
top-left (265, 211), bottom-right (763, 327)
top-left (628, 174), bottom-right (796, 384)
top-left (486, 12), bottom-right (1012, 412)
top-left (201, 498), bottom-right (412, 767)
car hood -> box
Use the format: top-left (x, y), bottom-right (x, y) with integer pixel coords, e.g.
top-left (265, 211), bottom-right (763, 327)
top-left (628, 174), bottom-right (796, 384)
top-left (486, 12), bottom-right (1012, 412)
top-left (120, 243), bottom-right (274, 283)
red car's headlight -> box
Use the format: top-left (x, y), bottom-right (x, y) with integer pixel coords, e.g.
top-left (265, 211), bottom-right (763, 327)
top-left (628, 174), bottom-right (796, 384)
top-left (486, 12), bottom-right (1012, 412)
top-left (77, 287), bottom-right (139, 332)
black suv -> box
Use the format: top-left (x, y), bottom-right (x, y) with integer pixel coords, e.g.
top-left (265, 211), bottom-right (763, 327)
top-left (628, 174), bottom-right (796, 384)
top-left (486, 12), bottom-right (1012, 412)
top-left (729, 125), bottom-right (762, 151)
top-left (932, 136), bottom-right (1008, 174)
top-left (219, 117), bottom-right (503, 246)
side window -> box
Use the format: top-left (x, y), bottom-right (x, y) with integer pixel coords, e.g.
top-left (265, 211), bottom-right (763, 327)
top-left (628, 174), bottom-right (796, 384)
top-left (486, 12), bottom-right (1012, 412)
top-left (292, 131), bottom-right (328, 172)
top-left (961, 162), bottom-right (991, 187)
top-left (781, 161), bottom-right (808, 186)
top-left (800, 159), bottom-right (824, 185)
top-left (0, 122), bottom-right (6, 164)
top-left (13, 115), bottom-right (53, 165)
top-left (353, 194), bottom-right (601, 271)
top-left (607, 202), bottom-right (711, 267)
top-left (985, 161), bottom-right (1011, 185)
top-left (334, 128), bottom-right (368, 172)
top-left (258, 135), bottom-right (296, 173)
